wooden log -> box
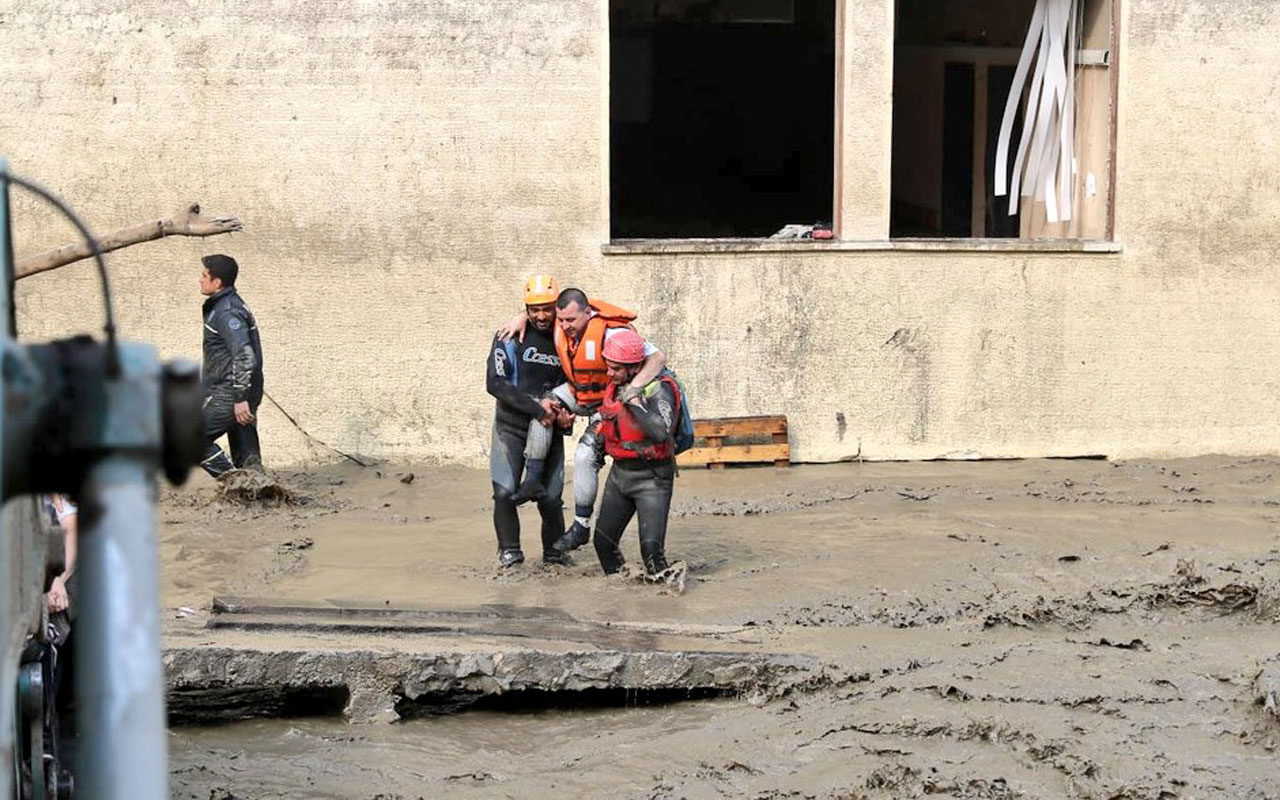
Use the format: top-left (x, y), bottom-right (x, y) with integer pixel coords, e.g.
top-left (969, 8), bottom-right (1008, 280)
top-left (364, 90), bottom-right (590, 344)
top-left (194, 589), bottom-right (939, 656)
top-left (15, 202), bottom-right (243, 279)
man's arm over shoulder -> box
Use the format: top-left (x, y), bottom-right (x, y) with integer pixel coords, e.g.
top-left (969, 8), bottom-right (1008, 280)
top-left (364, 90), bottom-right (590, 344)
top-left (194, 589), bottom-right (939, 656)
top-left (627, 379), bottom-right (678, 443)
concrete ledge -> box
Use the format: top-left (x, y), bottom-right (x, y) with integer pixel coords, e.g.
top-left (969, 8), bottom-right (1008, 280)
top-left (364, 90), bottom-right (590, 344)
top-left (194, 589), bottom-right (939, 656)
top-left (165, 646), bottom-right (819, 723)
top-left (603, 238), bottom-right (1123, 256)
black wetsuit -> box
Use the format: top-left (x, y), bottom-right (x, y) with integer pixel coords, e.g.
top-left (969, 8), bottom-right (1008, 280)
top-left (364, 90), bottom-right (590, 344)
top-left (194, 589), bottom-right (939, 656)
top-left (485, 325), bottom-right (566, 557)
top-left (200, 286), bottom-right (264, 475)
top-left (593, 378), bottom-right (679, 574)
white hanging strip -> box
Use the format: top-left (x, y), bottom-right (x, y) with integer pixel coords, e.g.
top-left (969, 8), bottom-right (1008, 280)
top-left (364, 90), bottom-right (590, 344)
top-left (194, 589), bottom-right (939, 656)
top-left (1057, 0), bottom-right (1080, 222)
top-left (1009, 14), bottom-right (1050, 202)
top-left (995, 0), bottom-right (1082, 225)
top-left (993, 0), bottom-right (1046, 198)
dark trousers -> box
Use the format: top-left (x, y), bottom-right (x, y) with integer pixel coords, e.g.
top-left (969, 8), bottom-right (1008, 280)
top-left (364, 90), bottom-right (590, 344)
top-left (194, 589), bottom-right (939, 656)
top-left (201, 394), bottom-right (262, 476)
top-left (592, 460), bottom-right (675, 574)
top-left (490, 418), bottom-right (565, 556)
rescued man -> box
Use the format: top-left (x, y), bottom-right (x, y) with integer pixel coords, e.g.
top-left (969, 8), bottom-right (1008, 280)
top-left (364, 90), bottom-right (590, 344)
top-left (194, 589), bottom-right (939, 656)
top-left (486, 275), bottom-right (572, 568)
top-left (198, 254), bottom-right (265, 477)
top-left (590, 329), bottom-right (681, 575)
top-left (499, 288), bottom-right (666, 555)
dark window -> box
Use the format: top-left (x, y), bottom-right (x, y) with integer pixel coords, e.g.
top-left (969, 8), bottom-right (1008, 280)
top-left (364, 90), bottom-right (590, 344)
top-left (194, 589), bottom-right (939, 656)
top-left (610, 0), bottom-right (836, 239)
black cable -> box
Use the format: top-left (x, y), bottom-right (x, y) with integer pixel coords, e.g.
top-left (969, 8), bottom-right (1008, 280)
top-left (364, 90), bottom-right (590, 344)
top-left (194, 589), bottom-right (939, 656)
top-left (2, 171), bottom-right (121, 377)
top-left (262, 390), bottom-right (373, 467)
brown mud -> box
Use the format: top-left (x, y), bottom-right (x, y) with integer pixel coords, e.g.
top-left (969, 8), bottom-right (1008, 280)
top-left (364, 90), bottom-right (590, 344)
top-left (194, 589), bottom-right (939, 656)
top-left (163, 456), bottom-right (1280, 799)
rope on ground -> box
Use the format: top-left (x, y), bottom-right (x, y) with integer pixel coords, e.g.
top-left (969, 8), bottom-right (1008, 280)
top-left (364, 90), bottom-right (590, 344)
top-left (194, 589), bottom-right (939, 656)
top-left (262, 390), bottom-right (374, 467)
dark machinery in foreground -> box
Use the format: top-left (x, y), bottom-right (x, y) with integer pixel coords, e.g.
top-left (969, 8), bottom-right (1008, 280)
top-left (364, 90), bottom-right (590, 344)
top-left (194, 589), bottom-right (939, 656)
top-left (0, 158), bottom-right (203, 798)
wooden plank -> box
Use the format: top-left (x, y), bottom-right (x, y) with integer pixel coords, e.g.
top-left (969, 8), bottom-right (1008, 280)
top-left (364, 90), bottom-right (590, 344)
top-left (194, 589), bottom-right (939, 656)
top-left (677, 442), bottom-right (791, 468)
top-left (692, 416), bottom-right (788, 437)
top-left (772, 431), bottom-right (790, 467)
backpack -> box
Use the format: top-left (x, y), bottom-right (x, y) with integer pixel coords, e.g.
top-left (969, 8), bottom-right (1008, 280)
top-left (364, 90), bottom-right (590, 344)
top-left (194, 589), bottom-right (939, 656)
top-left (659, 368), bottom-right (695, 455)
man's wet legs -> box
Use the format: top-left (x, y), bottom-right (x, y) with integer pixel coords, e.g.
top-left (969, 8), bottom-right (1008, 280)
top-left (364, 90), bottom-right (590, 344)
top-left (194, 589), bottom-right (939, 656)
top-left (592, 468), bottom-right (635, 574)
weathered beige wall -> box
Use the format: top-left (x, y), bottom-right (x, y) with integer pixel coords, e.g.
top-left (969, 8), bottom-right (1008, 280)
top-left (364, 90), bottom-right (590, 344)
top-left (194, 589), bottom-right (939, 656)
top-left (2, 0), bottom-right (1279, 466)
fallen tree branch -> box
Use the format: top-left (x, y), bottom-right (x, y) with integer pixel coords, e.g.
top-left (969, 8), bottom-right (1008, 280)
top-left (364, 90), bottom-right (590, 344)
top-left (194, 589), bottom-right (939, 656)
top-left (15, 202), bottom-right (243, 279)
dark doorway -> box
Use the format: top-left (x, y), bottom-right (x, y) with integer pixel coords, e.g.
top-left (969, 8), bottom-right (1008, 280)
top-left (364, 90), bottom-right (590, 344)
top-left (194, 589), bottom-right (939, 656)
top-left (941, 63), bottom-right (975, 237)
top-left (610, 0), bottom-right (836, 239)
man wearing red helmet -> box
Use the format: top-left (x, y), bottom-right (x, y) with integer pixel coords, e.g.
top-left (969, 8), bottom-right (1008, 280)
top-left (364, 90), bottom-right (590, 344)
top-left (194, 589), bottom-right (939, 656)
top-left (590, 329), bottom-right (681, 575)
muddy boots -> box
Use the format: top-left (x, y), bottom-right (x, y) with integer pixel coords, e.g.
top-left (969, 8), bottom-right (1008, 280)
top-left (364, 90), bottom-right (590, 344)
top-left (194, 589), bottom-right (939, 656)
top-left (553, 520), bottom-right (591, 554)
top-left (641, 544), bottom-right (669, 575)
top-left (200, 447), bottom-right (235, 479)
top-left (593, 530), bottom-right (625, 574)
top-left (499, 549), bottom-right (525, 568)
top-left (510, 459), bottom-right (547, 505)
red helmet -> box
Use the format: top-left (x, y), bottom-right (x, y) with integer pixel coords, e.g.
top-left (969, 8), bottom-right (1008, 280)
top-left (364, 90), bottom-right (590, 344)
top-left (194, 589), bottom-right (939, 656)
top-left (602, 329), bottom-right (646, 364)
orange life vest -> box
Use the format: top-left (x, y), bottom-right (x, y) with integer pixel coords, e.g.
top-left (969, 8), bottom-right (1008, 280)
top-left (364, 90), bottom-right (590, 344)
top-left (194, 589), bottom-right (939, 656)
top-left (601, 375), bottom-right (681, 462)
top-left (554, 299), bottom-right (637, 409)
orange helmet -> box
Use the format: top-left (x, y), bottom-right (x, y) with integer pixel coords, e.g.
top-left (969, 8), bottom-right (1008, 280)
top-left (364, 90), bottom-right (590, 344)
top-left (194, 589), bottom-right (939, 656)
top-left (523, 274), bottom-right (559, 305)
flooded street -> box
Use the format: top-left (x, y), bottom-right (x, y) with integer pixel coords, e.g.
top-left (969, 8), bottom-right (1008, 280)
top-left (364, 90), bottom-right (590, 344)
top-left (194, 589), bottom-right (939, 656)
top-left (162, 456), bottom-right (1280, 799)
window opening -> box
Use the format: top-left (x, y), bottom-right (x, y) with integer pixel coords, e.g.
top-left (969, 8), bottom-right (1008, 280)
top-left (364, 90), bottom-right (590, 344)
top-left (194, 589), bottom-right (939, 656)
top-left (891, 0), bottom-right (1112, 240)
top-left (610, 0), bottom-right (836, 239)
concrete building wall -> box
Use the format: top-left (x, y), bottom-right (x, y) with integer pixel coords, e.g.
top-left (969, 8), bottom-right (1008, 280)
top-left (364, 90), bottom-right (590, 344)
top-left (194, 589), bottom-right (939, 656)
top-left (1, 0), bottom-right (1278, 466)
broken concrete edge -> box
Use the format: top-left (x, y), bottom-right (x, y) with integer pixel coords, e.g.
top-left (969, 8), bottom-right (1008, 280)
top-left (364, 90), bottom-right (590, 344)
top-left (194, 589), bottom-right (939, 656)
top-left (1256, 654), bottom-right (1280, 721)
top-left (163, 646), bottom-right (822, 724)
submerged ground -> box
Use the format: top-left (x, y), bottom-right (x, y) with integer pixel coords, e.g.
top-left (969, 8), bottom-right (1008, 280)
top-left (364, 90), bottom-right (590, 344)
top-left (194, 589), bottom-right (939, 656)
top-left (162, 456), bottom-right (1280, 799)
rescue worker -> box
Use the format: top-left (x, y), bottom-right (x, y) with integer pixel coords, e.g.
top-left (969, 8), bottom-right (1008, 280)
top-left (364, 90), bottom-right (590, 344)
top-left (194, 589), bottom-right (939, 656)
top-left (591, 329), bottom-right (680, 575)
top-left (198, 254), bottom-right (265, 477)
top-left (486, 275), bottom-right (571, 567)
top-left (497, 288), bottom-right (666, 553)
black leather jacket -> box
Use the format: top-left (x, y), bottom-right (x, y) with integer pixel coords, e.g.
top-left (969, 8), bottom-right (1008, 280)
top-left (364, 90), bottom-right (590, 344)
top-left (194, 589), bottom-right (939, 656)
top-left (202, 287), bottom-right (263, 403)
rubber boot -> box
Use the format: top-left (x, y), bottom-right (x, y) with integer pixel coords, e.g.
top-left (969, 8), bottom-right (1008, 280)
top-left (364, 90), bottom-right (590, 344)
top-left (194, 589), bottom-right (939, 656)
top-left (553, 520), bottom-right (591, 553)
top-left (641, 538), bottom-right (669, 575)
top-left (594, 531), bottom-right (626, 575)
top-left (511, 459), bottom-right (546, 505)
top-left (498, 549), bottom-right (525, 568)
top-left (542, 549), bottom-right (569, 566)
top-left (643, 552), bottom-right (669, 575)
top-left (200, 448), bottom-right (235, 479)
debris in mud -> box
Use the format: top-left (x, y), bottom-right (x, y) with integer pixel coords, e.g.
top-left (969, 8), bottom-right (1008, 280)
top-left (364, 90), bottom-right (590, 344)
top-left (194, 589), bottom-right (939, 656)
top-left (1257, 654), bottom-right (1280, 721)
top-left (277, 537), bottom-right (314, 552)
top-left (216, 469), bottom-right (305, 506)
top-left (896, 490), bottom-right (934, 501)
top-left (1089, 637), bottom-right (1149, 651)
top-left (617, 561), bottom-right (689, 594)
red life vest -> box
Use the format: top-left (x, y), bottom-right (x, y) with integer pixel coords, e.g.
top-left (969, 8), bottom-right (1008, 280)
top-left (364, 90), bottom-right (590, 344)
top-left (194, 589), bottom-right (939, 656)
top-left (554, 299), bottom-right (637, 409)
top-left (601, 375), bottom-right (681, 462)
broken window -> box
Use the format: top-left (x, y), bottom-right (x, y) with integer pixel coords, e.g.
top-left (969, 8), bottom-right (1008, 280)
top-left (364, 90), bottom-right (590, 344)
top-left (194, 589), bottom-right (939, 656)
top-left (890, 0), bottom-right (1114, 240)
top-left (610, 0), bottom-right (836, 239)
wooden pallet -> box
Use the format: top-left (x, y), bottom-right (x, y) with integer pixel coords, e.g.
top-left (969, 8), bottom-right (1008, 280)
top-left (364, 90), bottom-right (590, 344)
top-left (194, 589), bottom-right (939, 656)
top-left (677, 415), bottom-right (790, 469)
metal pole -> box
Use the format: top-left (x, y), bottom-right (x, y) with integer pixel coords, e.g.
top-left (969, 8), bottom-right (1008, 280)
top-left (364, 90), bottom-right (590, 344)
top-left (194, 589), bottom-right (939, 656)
top-left (75, 454), bottom-right (168, 800)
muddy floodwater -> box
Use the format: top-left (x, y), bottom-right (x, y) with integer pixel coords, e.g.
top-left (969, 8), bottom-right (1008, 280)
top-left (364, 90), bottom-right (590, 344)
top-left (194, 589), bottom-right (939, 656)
top-left (162, 456), bottom-right (1280, 799)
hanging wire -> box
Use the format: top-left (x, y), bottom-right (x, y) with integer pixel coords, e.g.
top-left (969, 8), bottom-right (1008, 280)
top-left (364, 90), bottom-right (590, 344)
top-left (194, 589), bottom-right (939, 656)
top-left (2, 171), bottom-right (121, 376)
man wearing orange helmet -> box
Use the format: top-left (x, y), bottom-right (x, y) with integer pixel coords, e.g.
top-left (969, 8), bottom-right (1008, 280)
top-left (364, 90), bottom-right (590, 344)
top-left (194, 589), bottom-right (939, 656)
top-left (590, 329), bottom-right (681, 575)
top-left (485, 275), bottom-right (570, 568)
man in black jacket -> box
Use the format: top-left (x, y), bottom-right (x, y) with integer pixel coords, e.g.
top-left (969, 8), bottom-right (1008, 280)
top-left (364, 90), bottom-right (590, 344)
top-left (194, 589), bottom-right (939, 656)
top-left (486, 275), bottom-right (570, 568)
top-left (198, 254), bottom-right (265, 477)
